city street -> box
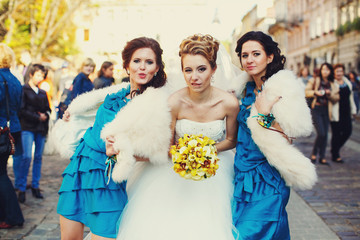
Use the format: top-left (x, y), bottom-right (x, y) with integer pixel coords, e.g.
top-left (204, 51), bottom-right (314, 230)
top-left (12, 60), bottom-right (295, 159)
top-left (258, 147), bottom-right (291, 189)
top-left (0, 120), bottom-right (359, 240)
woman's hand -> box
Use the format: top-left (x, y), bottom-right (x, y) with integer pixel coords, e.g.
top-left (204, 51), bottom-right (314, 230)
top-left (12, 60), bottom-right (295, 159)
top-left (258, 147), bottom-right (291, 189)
top-left (255, 91), bottom-right (281, 115)
top-left (38, 112), bottom-right (48, 122)
top-left (105, 135), bottom-right (119, 156)
top-left (63, 110), bottom-right (70, 122)
top-left (314, 90), bottom-right (325, 97)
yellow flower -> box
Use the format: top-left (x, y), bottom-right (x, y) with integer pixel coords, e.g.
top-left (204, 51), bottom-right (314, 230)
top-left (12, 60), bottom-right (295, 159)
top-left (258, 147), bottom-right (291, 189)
top-left (170, 134), bottom-right (220, 181)
top-left (188, 139), bottom-right (198, 148)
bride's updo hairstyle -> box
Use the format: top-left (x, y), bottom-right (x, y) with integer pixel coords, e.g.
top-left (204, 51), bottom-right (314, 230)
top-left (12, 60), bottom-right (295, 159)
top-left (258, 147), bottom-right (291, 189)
top-left (122, 37), bottom-right (167, 95)
top-left (179, 34), bottom-right (220, 70)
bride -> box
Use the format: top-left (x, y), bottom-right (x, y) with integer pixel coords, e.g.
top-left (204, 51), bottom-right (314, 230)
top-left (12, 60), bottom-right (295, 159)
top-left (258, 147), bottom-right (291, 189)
top-left (110, 34), bottom-right (240, 240)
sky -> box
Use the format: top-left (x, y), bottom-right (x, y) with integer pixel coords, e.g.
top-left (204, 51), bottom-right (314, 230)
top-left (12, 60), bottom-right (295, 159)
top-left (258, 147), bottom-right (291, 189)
top-left (207, 0), bottom-right (274, 40)
top-left (75, 0), bottom-right (274, 71)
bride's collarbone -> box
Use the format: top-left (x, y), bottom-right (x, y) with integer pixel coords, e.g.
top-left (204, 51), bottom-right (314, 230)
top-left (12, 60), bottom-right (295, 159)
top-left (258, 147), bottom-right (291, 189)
top-left (180, 107), bottom-right (225, 122)
top-left (184, 97), bottom-right (223, 109)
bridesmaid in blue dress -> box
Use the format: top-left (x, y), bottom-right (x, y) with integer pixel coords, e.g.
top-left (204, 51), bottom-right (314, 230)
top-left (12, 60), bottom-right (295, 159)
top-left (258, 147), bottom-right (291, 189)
top-left (232, 31), bottom-right (291, 239)
top-left (57, 37), bottom-right (167, 239)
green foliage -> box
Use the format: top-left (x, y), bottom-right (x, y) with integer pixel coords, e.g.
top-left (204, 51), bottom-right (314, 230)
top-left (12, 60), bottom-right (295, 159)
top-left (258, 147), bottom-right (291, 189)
top-left (336, 25), bottom-right (345, 37)
top-left (1, 0), bottom-right (87, 61)
top-left (352, 17), bottom-right (360, 31)
top-left (343, 21), bottom-right (352, 33)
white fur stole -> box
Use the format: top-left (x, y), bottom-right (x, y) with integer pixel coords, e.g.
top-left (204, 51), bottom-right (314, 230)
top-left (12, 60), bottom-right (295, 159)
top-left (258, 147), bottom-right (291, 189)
top-left (51, 83), bottom-right (129, 158)
top-left (239, 70), bottom-right (317, 190)
top-left (101, 87), bottom-right (172, 183)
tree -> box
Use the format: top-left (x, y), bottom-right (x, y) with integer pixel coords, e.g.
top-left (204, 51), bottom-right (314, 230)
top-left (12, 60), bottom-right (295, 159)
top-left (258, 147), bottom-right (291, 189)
top-left (0, 0), bottom-right (91, 61)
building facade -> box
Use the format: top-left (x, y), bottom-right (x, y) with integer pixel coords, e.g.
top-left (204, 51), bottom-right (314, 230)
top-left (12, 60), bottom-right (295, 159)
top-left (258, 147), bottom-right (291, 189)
top-left (269, 0), bottom-right (360, 75)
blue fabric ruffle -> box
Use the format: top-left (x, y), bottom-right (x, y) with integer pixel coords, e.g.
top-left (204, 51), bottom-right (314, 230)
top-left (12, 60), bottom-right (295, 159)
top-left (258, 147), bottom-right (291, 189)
top-left (57, 85), bottom-right (131, 238)
top-left (232, 81), bottom-right (290, 240)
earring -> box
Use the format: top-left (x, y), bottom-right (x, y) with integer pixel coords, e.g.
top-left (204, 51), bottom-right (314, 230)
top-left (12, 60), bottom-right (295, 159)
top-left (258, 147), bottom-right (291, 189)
top-left (211, 75), bottom-right (215, 84)
top-left (126, 69), bottom-right (130, 75)
top-left (154, 72), bottom-right (157, 77)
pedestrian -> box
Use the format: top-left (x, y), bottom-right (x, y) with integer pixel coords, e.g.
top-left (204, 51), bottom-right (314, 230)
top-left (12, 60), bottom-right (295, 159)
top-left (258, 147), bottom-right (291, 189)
top-left (0, 43), bottom-right (25, 229)
top-left (298, 66), bottom-right (313, 107)
top-left (232, 31), bottom-right (316, 239)
top-left (298, 66), bottom-right (312, 86)
top-left (347, 71), bottom-right (360, 114)
top-left (57, 37), bottom-right (167, 239)
top-left (93, 61), bottom-right (115, 89)
top-left (58, 58), bottom-right (95, 118)
top-left (38, 65), bottom-right (54, 109)
top-left (55, 62), bottom-right (75, 119)
top-left (330, 64), bottom-right (357, 163)
top-left (305, 63), bottom-right (339, 164)
top-left (17, 63), bottom-right (51, 203)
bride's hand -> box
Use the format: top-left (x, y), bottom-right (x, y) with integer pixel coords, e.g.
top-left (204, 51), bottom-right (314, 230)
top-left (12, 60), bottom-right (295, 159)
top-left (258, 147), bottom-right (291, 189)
top-left (105, 135), bottom-right (119, 156)
top-left (255, 91), bottom-right (281, 115)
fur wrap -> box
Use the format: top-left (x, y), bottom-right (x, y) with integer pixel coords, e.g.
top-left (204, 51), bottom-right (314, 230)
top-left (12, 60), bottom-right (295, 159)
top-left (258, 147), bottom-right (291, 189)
top-left (51, 83), bottom-right (129, 158)
top-left (101, 87), bottom-right (172, 183)
top-left (238, 70), bottom-right (317, 190)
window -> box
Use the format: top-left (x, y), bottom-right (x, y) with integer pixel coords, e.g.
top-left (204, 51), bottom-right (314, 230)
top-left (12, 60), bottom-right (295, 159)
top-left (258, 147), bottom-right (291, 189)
top-left (316, 16), bottom-right (322, 36)
top-left (332, 7), bottom-right (337, 30)
top-left (324, 11), bottom-right (330, 33)
top-left (349, 6), bottom-right (354, 21)
top-left (84, 29), bottom-right (89, 42)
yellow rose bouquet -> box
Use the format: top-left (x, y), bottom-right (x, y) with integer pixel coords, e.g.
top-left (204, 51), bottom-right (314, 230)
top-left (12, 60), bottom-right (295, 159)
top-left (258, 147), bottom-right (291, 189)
top-left (170, 134), bottom-right (219, 181)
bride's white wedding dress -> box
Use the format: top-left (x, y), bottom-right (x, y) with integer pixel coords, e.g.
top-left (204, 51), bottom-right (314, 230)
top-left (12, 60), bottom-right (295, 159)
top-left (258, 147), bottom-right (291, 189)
top-left (116, 119), bottom-right (236, 240)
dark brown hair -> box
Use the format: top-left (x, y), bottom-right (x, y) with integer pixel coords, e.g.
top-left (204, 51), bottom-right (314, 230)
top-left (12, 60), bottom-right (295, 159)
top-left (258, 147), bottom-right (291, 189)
top-left (122, 37), bottom-right (167, 96)
top-left (98, 61), bottom-right (114, 78)
top-left (235, 31), bottom-right (286, 81)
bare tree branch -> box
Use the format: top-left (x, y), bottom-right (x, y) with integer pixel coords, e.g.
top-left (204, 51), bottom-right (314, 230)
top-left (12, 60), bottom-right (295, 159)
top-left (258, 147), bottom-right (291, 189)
top-left (36, 0), bottom-right (87, 59)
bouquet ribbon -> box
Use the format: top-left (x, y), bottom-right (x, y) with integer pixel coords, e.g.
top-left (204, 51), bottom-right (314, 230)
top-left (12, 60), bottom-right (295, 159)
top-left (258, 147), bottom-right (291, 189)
top-left (105, 155), bottom-right (117, 185)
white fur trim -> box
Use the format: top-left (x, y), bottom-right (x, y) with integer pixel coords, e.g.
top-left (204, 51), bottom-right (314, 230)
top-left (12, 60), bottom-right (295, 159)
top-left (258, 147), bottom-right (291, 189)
top-left (101, 87), bottom-right (172, 183)
top-left (238, 70), bottom-right (317, 190)
top-left (248, 107), bottom-right (317, 190)
top-left (51, 83), bottom-right (130, 158)
top-left (67, 83), bottom-right (129, 115)
top-left (262, 70), bottom-right (313, 137)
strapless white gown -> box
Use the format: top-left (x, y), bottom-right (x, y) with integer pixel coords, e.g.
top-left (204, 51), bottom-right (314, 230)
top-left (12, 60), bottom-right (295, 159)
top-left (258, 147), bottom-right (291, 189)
top-left (116, 119), bottom-right (236, 240)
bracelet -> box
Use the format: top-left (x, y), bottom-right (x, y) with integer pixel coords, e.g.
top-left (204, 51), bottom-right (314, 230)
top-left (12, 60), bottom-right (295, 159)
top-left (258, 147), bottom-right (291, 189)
top-left (254, 113), bottom-right (275, 128)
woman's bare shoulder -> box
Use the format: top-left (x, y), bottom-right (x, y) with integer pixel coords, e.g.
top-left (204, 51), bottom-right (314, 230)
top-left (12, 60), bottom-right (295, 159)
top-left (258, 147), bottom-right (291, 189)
top-left (213, 87), bottom-right (239, 109)
top-left (168, 87), bottom-right (188, 109)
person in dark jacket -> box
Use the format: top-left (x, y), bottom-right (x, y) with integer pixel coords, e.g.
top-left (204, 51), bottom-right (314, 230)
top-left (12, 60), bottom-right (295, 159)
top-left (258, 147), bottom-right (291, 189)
top-left (93, 61), bottom-right (115, 89)
top-left (18, 64), bottom-right (51, 203)
top-left (65, 58), bottom-right (95, 104)
top-left (58, 58), bottom-right (95, 118)
top-left (0, 43), bottom-right (24, 228)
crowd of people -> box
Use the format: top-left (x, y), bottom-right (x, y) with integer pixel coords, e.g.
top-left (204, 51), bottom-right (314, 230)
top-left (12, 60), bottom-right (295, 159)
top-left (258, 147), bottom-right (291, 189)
top-left (0, 30), bottom-right (357, 239)
top-left (301, 63), bottom-right (358, 165)
top-left (0, 45), bottom-right (122, 230)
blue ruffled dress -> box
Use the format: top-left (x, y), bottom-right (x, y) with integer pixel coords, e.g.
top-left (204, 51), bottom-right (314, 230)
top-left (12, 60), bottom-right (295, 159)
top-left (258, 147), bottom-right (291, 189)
top-left (57, 86), bottom-right (130, 238)
top-left (232, 82), bottom-right (290, 240)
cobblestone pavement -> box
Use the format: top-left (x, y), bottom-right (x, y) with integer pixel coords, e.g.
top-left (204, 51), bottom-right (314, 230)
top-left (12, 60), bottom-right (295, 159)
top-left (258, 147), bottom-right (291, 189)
top-left (0, 120), bottom-right (359, 239)
top-left (294, 119), bottom-right (360, 240)
top-left (0, 154), bottom-right (90, 240)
